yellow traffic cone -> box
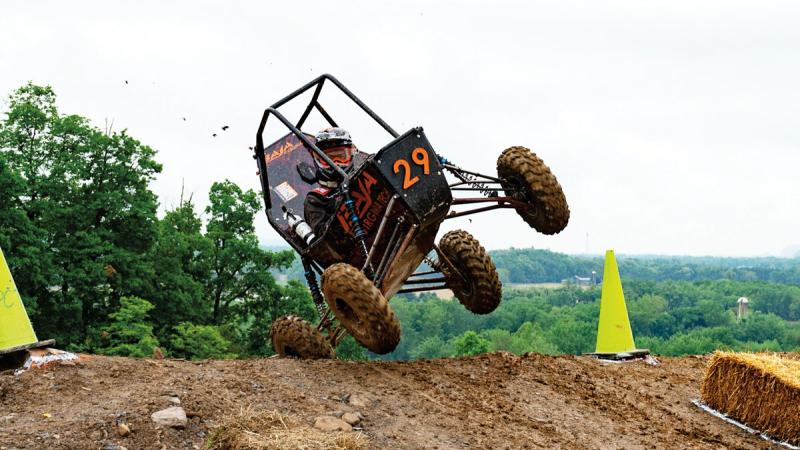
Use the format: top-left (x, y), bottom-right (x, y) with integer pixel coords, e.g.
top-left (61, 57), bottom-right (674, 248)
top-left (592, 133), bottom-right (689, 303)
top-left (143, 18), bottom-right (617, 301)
top-left (590, 250), bottom-right (649, 360)
top-left (0, 246), bottom-right (53, 355)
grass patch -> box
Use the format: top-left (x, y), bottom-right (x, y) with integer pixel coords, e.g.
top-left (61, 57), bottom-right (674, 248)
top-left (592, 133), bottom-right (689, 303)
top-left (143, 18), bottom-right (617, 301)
top-left (206, 407), bottom-right (369, 450)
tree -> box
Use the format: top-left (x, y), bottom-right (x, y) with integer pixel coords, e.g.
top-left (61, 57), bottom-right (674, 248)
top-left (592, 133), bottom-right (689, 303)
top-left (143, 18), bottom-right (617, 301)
top-left (233, 279), bottom-right (317, 356)
top-left (628, 294), bottom-right (669, 336)
top-left (452, 331), bottom-right (490, 357)
top-left (95, 297), bottom-right (159, 357)
top-left (170, 322), bottom-right (233, 360)
top-left (481, 329), bottom-right (514, 352)
top-left (410, 336), bottom-right (451, 359)
top-left (204, 180), bottom-right (293, 324)
top-left (512, 322), bottom-right (559, 355)
top-left (145, 200), bottom-right (213, 334)
top-left (0, 83), bottom-right (162, 345)
top-left (0, 152), bottom-right (47, 317)
top-left (734, 312), bottom-right (786, 343)
top-left (546, 317), bottom-right (595, 355)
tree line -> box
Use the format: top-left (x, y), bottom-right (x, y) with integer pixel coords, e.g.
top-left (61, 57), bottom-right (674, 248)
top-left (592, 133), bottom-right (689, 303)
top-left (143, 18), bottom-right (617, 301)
top-left (0, 83), bottom-right (318, 359)
top-left (491, 248), bottom-right (800, 285)
top-left (4, 83), bottom-right (800, 361)
top-left (386, 280), bottom-right (800, 359)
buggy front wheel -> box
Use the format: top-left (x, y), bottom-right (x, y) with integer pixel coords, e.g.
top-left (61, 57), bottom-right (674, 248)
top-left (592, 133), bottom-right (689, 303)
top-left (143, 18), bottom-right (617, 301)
top-left (321, 263), bottom-right (401, 354)
top-left (496, 146), bottom-right (570, 235)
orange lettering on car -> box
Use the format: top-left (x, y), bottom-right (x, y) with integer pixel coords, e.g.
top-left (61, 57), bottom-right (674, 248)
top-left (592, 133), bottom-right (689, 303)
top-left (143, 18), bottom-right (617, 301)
top-left (265, 139), bottom-right (302, 163)
top-left (336, 171), bottom-right (385, 235)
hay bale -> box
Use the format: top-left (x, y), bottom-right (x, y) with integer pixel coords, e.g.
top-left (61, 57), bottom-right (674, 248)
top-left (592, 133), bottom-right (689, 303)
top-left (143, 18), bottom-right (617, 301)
top-left (701, 351), bottom-right (800, 444)
top-left (206, 407), bottom-right (369, 450)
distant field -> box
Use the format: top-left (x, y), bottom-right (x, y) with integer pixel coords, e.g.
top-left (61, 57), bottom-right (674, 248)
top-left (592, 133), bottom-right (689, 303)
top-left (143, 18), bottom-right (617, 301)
top-left (506, 282), bottom-right (565, 289)
top-left (426, 282), bottom-right (577, 300)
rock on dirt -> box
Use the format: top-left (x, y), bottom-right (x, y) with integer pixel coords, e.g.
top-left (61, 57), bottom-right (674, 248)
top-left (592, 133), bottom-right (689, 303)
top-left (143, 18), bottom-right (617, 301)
top-left (116, 422), bottom-right (131, 436)
top-left (341, 412), bottom-right (361, 425)
top-left (150, 406), bottom-right (187, 428)
top-left (347, 394), bottom-right (368, 407)
top-left (313, 415), bottom-right (352, 432)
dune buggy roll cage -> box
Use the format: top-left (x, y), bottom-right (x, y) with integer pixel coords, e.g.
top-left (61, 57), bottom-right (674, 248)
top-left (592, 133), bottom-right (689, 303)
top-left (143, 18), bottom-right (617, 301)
top-left (254, 74), bottom-right (528, 218)
top-left (253, 74), bottom-right (529, 300)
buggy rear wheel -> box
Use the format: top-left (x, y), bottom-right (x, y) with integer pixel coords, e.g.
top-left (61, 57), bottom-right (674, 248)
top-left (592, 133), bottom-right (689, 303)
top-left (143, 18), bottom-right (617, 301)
top-left (438, 230), bottom-right (502, 314)
top-left (321, 263), bottom-right (401, 354)
top-left (496, 146), bottom-right (569, 235)
top-left (271, 315), bottom-right (334, 359)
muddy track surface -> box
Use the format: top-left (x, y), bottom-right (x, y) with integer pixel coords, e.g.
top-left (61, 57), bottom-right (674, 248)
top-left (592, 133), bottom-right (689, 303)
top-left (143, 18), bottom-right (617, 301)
top-left (0, 353), bottom-right (776, 449)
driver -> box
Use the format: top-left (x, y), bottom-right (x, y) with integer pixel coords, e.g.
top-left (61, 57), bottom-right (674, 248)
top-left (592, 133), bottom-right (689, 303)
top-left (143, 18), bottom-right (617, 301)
top-left (303, 127), bottom-right (359, 236)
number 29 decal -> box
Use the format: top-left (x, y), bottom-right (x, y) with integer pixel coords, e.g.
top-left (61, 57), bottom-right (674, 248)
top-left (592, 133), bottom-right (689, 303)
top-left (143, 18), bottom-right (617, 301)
top-left (393, 147), bottom-right (431, 189)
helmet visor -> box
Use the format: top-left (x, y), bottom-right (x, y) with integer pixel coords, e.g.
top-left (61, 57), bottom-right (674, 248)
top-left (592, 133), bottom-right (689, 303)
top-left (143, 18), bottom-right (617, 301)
top-left (313, 144), bottom-right (353, 169)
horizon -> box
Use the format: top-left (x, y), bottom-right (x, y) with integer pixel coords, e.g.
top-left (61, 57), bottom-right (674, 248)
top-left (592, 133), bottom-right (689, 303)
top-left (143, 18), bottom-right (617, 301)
top-left (260, 243), bottom-right (800, 260)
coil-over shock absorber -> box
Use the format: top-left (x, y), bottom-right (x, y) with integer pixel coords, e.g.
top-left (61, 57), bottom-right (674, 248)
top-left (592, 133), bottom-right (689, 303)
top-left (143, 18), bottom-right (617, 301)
top-left (343, 189), bottom-right (375, 278)
top-left (302, 257), bottom-right (325, 317)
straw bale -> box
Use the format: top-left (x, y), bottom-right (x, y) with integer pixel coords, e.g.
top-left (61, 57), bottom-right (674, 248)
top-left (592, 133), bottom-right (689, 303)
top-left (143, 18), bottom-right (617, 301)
top-left (206, 407), bottom-right (369, 450)
top-left (701, 351), bottom-right (800, 444)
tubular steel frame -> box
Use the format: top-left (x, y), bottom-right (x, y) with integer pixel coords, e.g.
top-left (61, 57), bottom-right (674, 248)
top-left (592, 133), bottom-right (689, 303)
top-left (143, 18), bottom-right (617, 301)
top-left (255, 74), bottom-right (538, 342)
top-left (255, 74), bottom-right (399, 213)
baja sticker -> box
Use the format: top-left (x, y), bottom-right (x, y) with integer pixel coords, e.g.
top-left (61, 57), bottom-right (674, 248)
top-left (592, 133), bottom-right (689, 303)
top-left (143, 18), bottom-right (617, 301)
top-left (274, 181), bottom-right (298, 202)
top-left (265, 139), bottom-right (302, 163)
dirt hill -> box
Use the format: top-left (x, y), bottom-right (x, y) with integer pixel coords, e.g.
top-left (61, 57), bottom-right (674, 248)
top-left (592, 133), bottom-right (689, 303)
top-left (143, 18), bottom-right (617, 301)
top-left (0, 353), bottom-right (774, 449)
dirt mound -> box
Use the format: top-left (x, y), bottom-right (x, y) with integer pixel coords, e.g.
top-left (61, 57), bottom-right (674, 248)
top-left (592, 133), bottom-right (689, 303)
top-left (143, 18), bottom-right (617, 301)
top-left (0, 353), bottom-right (771, 449)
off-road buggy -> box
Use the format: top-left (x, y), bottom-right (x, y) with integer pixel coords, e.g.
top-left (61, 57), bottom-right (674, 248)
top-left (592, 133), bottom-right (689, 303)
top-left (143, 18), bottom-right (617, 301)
top-left (254, 74), bottom-right (569, 358)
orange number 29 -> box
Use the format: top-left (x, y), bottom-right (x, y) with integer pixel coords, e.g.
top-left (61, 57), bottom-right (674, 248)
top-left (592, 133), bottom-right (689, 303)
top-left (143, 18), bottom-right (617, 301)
top-left (393, 147), bottom-right (431, 189)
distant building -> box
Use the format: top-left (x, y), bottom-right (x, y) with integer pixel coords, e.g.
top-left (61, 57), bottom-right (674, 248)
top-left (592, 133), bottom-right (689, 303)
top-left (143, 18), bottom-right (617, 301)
top-left (737, 297), bottom-right (749, 322)
top-left (562, 275), bottom-right (597, 286)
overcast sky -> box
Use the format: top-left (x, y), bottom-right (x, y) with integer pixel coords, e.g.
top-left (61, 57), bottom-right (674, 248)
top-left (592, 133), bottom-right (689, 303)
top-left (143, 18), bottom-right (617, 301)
top-left (2, 1), bottom-right (799, 257)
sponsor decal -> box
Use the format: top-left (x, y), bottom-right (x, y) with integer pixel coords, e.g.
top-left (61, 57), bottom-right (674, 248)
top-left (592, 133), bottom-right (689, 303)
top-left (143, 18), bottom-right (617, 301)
top-left (274, 181), bottom-right (298, 202)
top-left (265, 138), bottom-right (303, 163)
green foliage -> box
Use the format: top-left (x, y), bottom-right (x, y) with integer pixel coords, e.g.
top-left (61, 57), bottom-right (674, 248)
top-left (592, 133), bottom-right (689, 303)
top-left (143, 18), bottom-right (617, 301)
top-left (145, 201), bottom-right (213, 333)
top-left (409, 336), bottom-right (451, 359)
top-left (6, 82), bottom-right (800, 363)
top-left (170, 323), bottom-right (233, 360)
top-left (205, 180), bottom-right (281, 324)
top-left (452, 331), bottom-right (490, 357)
top-left (95, 297), bottom-right (159, 357)
top-left (0, 83), bottom-right (304, 358)
top-left (491, 248), bottom-right (800, 285)
top-left (379, 278), bottom-right (800, 360)
top-left (546, 317), bottom-right (595, 355)
top-left (511, 322), bottom-right (559, 355)
top-left (0, 82), bottom-right (162, 344)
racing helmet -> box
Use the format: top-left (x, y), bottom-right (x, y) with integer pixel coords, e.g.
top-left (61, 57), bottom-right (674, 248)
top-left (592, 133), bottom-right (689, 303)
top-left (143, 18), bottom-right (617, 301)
top-left (313, 127), bottom-right (357, 179)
